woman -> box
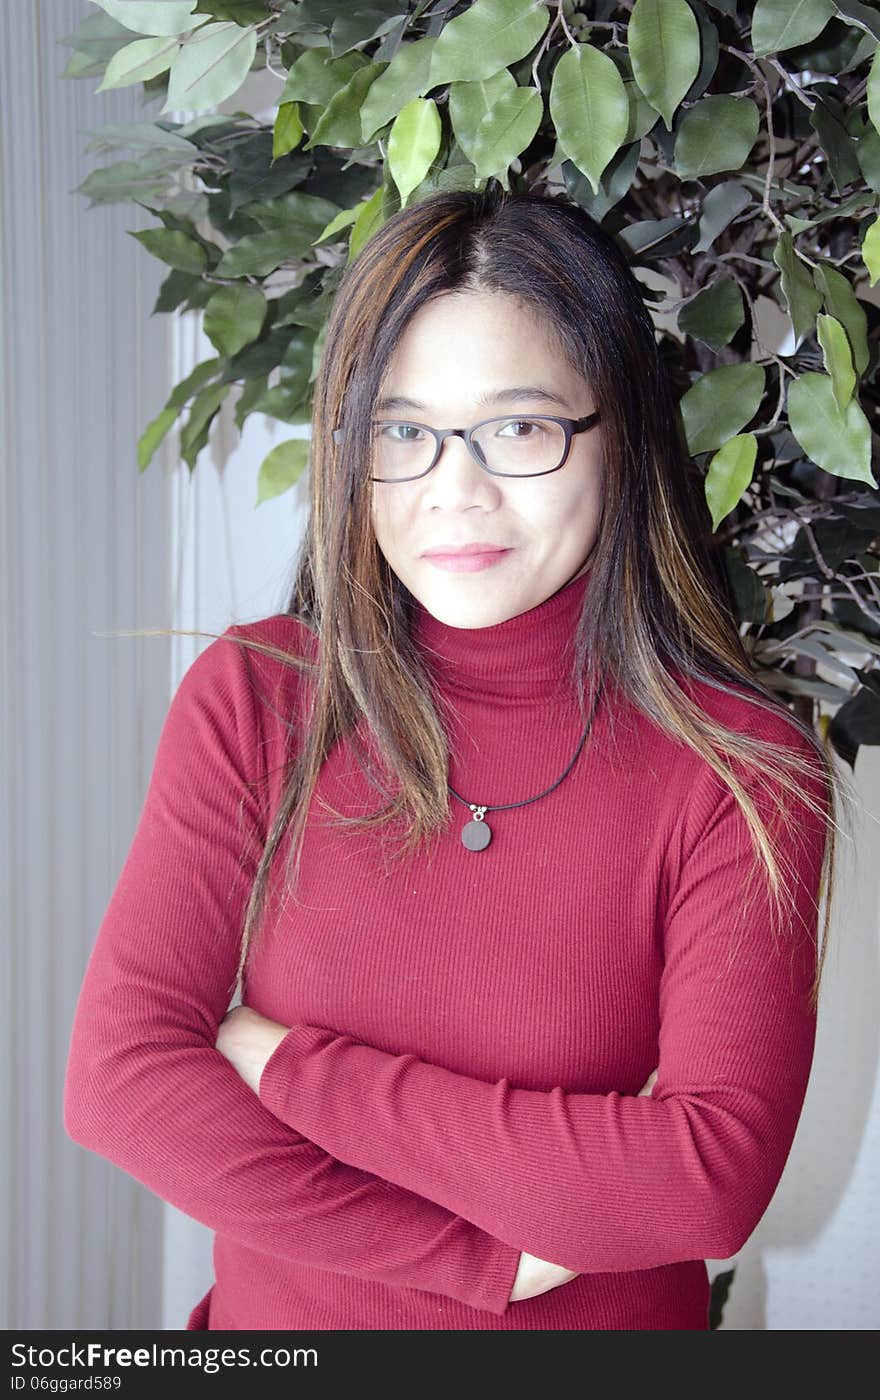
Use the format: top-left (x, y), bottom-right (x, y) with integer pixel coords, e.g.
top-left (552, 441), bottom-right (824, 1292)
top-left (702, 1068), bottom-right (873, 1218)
top-left (64, 188), bottom-right (844, 1331)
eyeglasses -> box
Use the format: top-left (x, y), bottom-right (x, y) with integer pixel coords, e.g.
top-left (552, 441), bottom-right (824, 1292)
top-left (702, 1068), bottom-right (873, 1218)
top-left (330, 412), bottom-right (601, 482)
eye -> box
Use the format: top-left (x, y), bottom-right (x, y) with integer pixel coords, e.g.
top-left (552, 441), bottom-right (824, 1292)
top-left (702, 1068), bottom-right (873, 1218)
top-left (496, 418), bottom-right (546, 439)
top-left (377, 421), bottom-right (426, 442)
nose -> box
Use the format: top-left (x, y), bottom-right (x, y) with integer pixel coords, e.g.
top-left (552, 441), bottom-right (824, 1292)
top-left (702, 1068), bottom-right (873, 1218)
top-left (421, 432), bottom-right (501, 509)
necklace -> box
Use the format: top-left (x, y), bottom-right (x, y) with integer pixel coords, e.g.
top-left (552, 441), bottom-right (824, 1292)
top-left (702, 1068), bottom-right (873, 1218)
top-left (447, 677), bottom-right (604, 851)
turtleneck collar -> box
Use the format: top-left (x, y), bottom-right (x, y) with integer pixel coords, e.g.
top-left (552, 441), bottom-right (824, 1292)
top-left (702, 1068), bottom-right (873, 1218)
top-left (411, 566), bottom-right (593, 703)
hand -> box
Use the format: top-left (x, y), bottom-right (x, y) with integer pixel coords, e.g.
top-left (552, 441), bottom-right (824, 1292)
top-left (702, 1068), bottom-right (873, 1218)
top-left (639, 1067), bottom-right (659, 1097)
top-left (215, 1004), bottom-right (291, 1095)
top-left (508, 1065), bottom-right (660, 1303)
top-left (509, 1251), bottom-right (579, 1302)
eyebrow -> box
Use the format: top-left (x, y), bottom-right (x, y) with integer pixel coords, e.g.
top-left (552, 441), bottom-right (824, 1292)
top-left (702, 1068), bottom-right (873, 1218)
top-left (374, 385), bottom-right (573, 414)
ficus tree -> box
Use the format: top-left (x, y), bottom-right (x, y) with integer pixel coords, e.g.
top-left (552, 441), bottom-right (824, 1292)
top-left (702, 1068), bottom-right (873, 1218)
top-left (63, 0), bottom-right (880, 765)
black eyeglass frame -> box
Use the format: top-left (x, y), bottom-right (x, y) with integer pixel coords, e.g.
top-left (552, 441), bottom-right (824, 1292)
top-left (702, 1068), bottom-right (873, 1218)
top-left (330, 411), bottom-right (601, 482)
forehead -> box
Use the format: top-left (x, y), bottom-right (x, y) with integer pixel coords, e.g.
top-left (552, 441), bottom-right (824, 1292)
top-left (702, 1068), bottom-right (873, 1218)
top-left (380, 290), bottom-right (586, 408)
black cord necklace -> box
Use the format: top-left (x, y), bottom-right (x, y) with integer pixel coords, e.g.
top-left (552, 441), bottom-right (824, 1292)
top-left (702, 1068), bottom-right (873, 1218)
top-left (447, 677), bottom-right (604, 851)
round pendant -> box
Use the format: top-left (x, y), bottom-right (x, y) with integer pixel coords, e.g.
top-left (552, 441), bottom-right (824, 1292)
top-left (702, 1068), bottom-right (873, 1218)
top-left (461, 818), bottom-right (492, 851)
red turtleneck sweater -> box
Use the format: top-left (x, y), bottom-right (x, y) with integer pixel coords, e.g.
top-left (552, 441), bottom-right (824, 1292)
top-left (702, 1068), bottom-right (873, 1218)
top-left (64, 568), bottom-right (828, 1330)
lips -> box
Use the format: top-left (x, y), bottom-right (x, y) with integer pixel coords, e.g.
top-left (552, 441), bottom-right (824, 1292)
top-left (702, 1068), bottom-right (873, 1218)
top-left (422, 542), bottom-right (508, 557)
top-left (421, 544), bottom-right (513, 574)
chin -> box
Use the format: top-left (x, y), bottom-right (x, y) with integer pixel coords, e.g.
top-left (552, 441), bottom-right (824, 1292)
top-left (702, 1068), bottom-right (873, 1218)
top-left (413, 578), bottom-right (533, 630)
top-left (434, 605), bottom-right (510, 630)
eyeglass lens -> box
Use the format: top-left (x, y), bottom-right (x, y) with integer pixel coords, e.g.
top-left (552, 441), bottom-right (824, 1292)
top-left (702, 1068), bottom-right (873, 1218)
top-left (371, 417), bottom-right (568, 480)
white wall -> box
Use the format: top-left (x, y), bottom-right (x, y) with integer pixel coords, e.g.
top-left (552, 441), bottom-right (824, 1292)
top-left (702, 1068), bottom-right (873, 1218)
top-left (720, 747), bottom-right (880, 1329)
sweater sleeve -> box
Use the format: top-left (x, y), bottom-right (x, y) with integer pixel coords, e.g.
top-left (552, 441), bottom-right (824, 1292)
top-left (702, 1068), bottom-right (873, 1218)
top-left (258, 721), bottom-right (829, 1273)
top-left (63, 628), bottom-right (521, 1316)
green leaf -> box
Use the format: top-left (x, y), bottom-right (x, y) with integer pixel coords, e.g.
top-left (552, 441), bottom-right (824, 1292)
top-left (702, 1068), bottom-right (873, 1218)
top-left (203, 283), bottom-right (267, 357)
top-left (678, 279), bottom-right (745, 350)
top-left (328, 2), bottom-right (407, 58)
top-left (193, 0), bottom-right (267, 20)
top-left (256, 439), bottom-right (310, 504)
top-left (788, 372), bottom-right (873, 483)
top-left (427, 0), bottom-right (549, 86)
top-left (279, 327), bottom-right (317, 399)
top-left (280, 47), bottom-right (368, 107)
top-left (812, 263), bottom-right (869, 374)
top-left (810, 93), bottom-right (861, 193)
top-left (137, 404), bottom-right (177, 472)
top-left (705, 433), bottom-right (758, 530)
top-left (222, 327), bottom-right (291, 381)
top-left (869, 44), bottom-right (880, 139)
top-left (772, 231), bottom-right (821, 345)
top-left (96, 34), bottom-right (178, 89)
top-left (816, 313), bottom-right (856, 412)
top-left (628, 0), bottom-right (700, 132)
top-left (160, 21), bottom-right (257, 114)
top-left (349, 187), bottom-right (385, 259)
top-left (309, 317), bottom-right (330, 384)
top-left (410, 151), bottom-right (483, 200)
top-left (857, 124), bottom-right (880, 193)
top-left (91, 1), bottom-right (204, 36)
top-left (250, 383), bottom-right (312, 425)
top-left (271, 273), bottom-right (330, 328)
top-left (549, 44), bottom-right (629, 196)
top-left (83, 120), bottom-right (198, 158)
top-left (76, 154), bottom-right (177, 206)
top-left (619, 214), bottom-right (695, 259)
top-left (692, 180), bottom-right (751, 253)
top-left (784, 189), bottom-right (876, 234)
top-left (60, 9), bottom-right (139, 76)
top-left (245, 190), bottom-right (342, 238)
top-left (360, 35), bottom-right (437, 142)
top-left (64, 49), bottom-right (107, 79)
top-left (153, 267), bottom-right (200, 312)
top-left (679, 363), bottom-right (766, 456)
top-left (683, 0), bottom-right (720, 104)
top-left (835, 0), bottom-right (880, 42)
top-left (306, 62), bottom-right (387, 149)
top-left (129, 226), bottom-right (208, 273)
top-left (471, 85), bottom-right (542, 188)
top-left (863, 213), bottom-right (880, 283)
top-left (606, 50), bottom-right (661, 143)
top-left (388, 98), bottom-right (443, 207)
top-left (560, 141), bottom-right (641, 222)
top-left (160, 189), bottom-right (209, 224)
top-left (273, 102), bottom-right (303, 160)
top-left (158, 267), bottom-right (214, 311)
top-left (233, 373), bottom-right (269, 432)
top-left (724, 550), bottom-right (768, 625)
top-left (180, 382), bottom-right (229, 471)
top-left (214, 230), bottom-right (295, 278)
top-left (313, 205), bottom-right (360, 244)
top-left (674, 95), bottom-right (760, 178)
top-left (449, 70), bottom-right (517, 167)
top-left (166, 357), bottom-right (222, 410)
top-left (162, 358), bottom-right (221, 411)
top-left (751, 0), bottom-right (836, 55)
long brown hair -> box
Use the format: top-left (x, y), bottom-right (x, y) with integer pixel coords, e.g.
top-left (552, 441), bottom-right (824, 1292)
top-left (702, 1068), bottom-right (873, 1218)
top-left (197, 188), bottom-right (851, 1011)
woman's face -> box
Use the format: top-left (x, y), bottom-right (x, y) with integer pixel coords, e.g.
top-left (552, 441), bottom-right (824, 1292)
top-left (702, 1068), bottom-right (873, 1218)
top-left (369, 289), bottom-right (605, 629)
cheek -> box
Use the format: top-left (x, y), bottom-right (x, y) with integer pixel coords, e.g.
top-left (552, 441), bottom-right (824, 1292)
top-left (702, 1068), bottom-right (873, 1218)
top-left (525, 479), bottom-right (596, 534)
top-left (370, 490), bottom-right (402, 555)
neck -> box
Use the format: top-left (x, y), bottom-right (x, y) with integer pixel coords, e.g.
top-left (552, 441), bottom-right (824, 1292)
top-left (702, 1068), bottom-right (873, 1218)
top-left (410, 567), bottom-right (593, 704)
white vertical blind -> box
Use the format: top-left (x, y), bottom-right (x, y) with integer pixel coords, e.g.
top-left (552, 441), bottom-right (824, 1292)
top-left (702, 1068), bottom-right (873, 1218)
top-left (1, 0), bottom-right (172, 1329)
